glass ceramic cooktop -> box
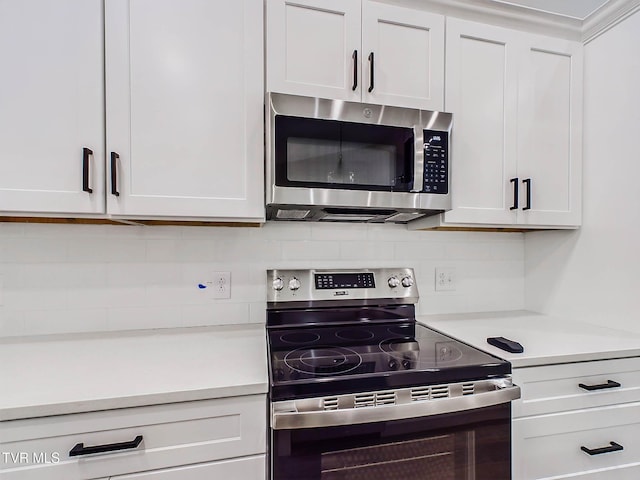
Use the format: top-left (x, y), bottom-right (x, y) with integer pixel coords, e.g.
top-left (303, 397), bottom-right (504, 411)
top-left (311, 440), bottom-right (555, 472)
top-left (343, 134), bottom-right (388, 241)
top-left (268, 322), bottom-right (510, 401)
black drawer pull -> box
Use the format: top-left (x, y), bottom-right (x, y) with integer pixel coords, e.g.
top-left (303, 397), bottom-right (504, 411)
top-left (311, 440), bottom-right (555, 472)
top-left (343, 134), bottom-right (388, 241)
top-left (581, 441), bottom-right (623, 456)
top-left (69, 435), bottom-right (143, 457)
top-left (579, 380), bottom-right (621, 391)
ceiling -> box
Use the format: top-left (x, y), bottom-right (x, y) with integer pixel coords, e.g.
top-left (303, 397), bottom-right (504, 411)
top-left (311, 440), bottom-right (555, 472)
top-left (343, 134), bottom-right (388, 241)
top-left (489, 0), bottom-right (611, 20)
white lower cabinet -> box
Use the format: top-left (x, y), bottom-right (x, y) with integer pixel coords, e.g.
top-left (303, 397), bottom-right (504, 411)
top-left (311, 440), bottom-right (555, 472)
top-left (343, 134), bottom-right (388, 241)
top-left (0, 395), bottom-right (266, 480)
top-left (109, 455), bottom-right (265, 479)
top-left (512, 358), bottom-right (640, 479)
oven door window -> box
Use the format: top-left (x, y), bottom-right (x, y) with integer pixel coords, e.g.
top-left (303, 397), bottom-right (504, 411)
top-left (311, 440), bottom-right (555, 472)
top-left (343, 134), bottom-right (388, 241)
top-left (271, 404), bottom-right (511, 480)
top-left (274, 115), bottom-right (415, 192)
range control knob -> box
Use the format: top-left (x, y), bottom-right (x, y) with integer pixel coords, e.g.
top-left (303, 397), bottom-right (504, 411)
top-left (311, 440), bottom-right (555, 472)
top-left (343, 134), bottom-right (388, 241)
top-left (388, 276), bottom-right (400, 288)
top-left (272, 277), bottom-right (284, 291)
top-left (388, 359), bottom-right (398, 370)
top-left (402, 359), bottom-right (412, 370)
top-left (401, 276), bottom-right (414, 288)
top-left (288, 277), bottom-right (301, 291)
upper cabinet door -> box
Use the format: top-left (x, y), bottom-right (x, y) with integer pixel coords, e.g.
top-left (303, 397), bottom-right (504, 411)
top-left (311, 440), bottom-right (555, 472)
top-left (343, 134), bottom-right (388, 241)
top-left (0, 0), bottom-right (105, 215)
top-left (266, 0), bottom-right (361, 101)
top-left (442, 19), bottom-right (519, 225)
top-left (516, 35), bottom-right (583, 227)
top-left (105, 0), bottom-right (264, 221)
top-left (361, 1), bottom-right (444, 111)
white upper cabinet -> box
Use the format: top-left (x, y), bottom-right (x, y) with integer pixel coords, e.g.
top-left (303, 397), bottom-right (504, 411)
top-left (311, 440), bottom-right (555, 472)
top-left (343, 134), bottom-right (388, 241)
top-left (412, 18), bottom-right (583, 230)
top-left (516, 35), bottom-right (583, 227)
top-left (266, 0), bottom-right (445, 110)
top-left (266, 0), bottom-right (362, 102)
top-left (0, 0), bottom-right (263, 222)
top-left (0, 0), bottom-right (105, 215)
top-left (361, 2), bottom-right (444, 110)
top-left (105, 0), bottom-right (264, 221)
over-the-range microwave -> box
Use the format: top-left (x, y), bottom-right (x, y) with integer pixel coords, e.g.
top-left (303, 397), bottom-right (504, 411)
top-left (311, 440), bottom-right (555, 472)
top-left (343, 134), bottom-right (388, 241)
top-left (265, 92), bottom-right (453, 223)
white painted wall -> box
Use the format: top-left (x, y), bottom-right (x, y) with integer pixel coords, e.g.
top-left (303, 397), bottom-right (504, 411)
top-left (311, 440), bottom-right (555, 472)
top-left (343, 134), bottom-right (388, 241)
top-left (525, 10), bottom-right (640, 330)
top-left (0, 222), bottom-right (524, 337)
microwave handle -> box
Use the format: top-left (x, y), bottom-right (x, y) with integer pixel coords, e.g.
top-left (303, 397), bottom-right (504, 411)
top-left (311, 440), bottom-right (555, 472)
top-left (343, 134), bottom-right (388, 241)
top-left (411, 134), bottom-right (425, 193)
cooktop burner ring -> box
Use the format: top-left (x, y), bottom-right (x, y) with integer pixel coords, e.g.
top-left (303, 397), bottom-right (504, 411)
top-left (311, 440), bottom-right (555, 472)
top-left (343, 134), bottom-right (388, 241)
top-left (284, 346), bottom-right (363, 376)
top-left (378, 337), bottom-right (464, 365)
top-left (279, 331), bottom-right (321, 345)
top-left (335, 329), bottom-right (375, 341)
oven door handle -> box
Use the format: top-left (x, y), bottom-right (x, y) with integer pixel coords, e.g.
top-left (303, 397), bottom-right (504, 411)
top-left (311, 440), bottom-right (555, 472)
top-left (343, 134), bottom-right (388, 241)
top-left (272, 384), bottom-right (521, 430)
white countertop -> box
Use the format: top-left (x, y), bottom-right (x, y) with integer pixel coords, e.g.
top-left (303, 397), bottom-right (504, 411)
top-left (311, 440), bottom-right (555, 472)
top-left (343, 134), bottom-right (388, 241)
top-left (418, 310), bottom-right (640, 368)
top-left (0, 324), bottom-right (268, 421)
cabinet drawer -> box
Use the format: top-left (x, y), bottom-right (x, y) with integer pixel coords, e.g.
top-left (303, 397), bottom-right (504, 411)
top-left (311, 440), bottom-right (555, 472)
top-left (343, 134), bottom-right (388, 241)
top-left (0, 395), bottom-right (266, 480)
top-left (512, 357), bottom-right (640, 417)
top-left (513, 401), bottom-right (640, 479)
top-left (111, 454), bottom-right (265, 479)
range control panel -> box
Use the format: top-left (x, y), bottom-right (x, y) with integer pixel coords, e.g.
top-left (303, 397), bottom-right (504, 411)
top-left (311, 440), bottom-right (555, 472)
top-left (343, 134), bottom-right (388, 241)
top-left (267, 268), bottom-right (419, 305)
top-left (315, 273), bottom-right (375, 290)
top-left (423, 130), bottom-right (449, 194)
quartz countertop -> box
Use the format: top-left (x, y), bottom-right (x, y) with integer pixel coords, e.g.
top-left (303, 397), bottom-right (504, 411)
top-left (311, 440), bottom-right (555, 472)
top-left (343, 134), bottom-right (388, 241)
top-left (418, 310), bottom-right (640, 368)
top-left (0, 324), bottom-right (268, 421)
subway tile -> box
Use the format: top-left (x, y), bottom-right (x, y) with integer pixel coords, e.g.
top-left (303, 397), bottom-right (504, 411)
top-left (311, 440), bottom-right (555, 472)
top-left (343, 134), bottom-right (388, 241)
top-left (312, 223), bottom-right (367, 241)
top-left (23, 308), bottom-right (108, 335)
top-left (107, 306), bottom-right (181, 331)
top-left (3, 237), bottom-right (69, 263)
top-left (394, 242), bottom-right (446, 261)
top-left (181, 303), bottom-right (249, 327)
top-left (281, 240), bottom-right (340, 261)
top-left (340, 241), bottom-right (392, 261)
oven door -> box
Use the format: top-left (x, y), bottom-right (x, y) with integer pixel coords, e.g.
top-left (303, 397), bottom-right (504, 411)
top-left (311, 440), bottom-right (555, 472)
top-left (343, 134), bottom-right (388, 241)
top-left (270, 385), bottom-right (518, 480)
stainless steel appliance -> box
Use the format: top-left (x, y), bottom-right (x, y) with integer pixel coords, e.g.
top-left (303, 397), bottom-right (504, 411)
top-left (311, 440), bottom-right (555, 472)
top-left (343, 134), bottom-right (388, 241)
top-left (266, 268), bottom-right (520, 480)
top-left (265, 93), bottom-right (453, 223)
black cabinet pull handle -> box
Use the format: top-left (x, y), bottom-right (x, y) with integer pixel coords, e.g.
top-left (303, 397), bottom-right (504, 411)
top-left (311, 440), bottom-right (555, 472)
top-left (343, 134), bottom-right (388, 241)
top-left (69, 435), bottom-right (143, 457)
top-left (522, 178), bottom-right (531, 210)
top-left (579, 380), bottom-right (621, 391)
top-left (581, 441), bottom-right (623, 456)
top-left (352, 50), bottom-right (358, 91)
top-left (110, 152), bottom-right (120, 197)
top-left (368, 52), bottom-right (374, 93)
top-left (510, 177), bottom-right (519, 210)
top-left (82, 147), bottom-right (93, 194)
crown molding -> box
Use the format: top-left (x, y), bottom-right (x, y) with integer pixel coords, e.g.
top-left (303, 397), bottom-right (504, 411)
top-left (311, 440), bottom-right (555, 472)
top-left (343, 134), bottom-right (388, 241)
top-left (583, 0), bottom-right (640, 42)
top-left (378, 0), bottom-right (640, 43)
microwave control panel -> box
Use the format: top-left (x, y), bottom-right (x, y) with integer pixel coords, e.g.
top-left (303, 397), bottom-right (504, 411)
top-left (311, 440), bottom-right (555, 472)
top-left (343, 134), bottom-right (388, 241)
top-left (423, 130), bottom-right (449, 194)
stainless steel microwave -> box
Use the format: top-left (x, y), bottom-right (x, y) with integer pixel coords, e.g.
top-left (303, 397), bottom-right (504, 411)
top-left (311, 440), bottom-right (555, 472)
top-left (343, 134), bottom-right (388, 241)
top-left (265, 93), bottom-right (453, 223)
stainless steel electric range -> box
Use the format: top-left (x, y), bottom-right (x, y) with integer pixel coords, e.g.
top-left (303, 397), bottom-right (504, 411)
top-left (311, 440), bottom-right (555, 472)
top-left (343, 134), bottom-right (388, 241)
top-left (266, 268), bottom-right (520, 480)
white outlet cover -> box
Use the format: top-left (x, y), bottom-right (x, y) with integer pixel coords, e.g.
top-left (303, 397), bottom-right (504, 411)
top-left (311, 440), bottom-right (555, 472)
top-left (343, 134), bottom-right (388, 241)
top-left (0, 274), bottom-right (3, 306)
top-left (435, 267), bottom-right (457, 291)
top-left (211, 271), bottom-right (231, 299)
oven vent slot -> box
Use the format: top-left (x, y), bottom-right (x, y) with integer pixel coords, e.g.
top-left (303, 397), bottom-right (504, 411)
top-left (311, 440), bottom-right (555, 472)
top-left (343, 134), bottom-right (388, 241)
top-left (354, 393), bottom-right (376, 408)
top-left (410, 386), bottom-right (431, 401)
top-left (375, 391), bottom-right (396, 406)
top-left (430, 385), bottom-right (450, 399)
top-left (410, 385), bottom-right (451, 401)
top-left (462, 383), bottom-right (475, 396)
top-left (353, 391), bottom-right (396, 408)
top-left (323, 397), bottom-right (339, 410)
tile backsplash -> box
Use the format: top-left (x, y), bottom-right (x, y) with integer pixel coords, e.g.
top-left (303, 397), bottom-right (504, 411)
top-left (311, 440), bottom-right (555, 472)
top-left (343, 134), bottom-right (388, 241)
top-left (0, 222), bottom-right (524, 337)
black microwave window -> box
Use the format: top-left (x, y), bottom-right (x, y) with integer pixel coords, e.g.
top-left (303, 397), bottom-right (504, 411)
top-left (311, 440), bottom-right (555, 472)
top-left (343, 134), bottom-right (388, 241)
top-left (275, 116), bottom-right (415, 192)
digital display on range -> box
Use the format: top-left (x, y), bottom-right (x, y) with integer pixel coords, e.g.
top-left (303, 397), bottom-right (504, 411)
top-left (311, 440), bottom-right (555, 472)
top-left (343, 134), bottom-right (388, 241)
top-left (315, 273), bottom-right (375, 290)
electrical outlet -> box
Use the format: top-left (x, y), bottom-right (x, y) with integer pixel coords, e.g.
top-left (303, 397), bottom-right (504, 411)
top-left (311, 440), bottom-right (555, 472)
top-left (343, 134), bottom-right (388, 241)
top-left (0, 274), bottom-right (3, 306)
top-left (435, 267), bottom-right (456, 291)
top-left (210, 271), bottom-right (231, 299)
